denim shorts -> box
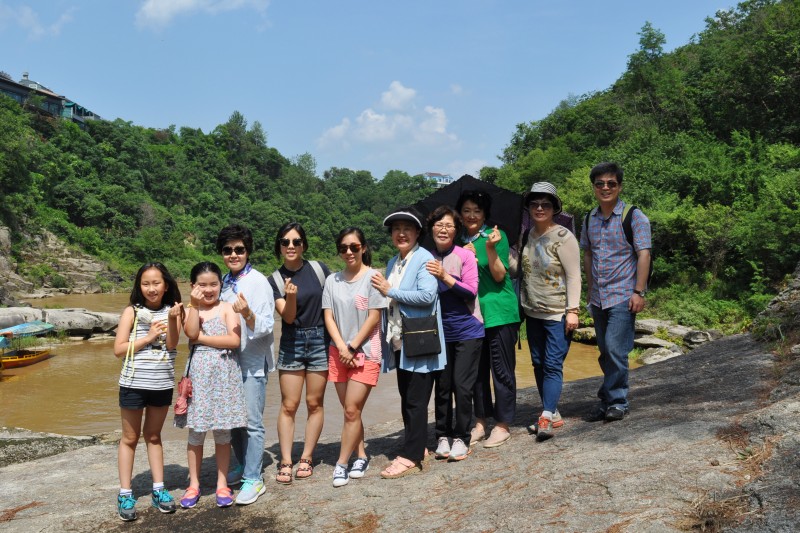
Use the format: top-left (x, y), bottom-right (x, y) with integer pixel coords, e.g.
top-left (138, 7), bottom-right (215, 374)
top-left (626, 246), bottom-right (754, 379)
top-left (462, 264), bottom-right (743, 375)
top-left (277, 325), bottom-right (328, 372)
top-left (119, 386), bottom-right (173, 409)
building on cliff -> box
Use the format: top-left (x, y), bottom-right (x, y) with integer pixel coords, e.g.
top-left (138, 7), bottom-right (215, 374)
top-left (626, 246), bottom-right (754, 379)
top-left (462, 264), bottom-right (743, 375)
top-left (0, 71), bottom-right (101, 128)
top-left (424, 172), bottom-right (454, 189)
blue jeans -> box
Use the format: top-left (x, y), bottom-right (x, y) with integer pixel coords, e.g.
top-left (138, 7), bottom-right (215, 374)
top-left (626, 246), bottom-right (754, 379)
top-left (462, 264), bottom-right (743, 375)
top-left (591, 302), bottom-right (635, 410)
top-left (526, 316), bottom-right (570, 414)
top-left (231, 374), bottom-right (267, 481)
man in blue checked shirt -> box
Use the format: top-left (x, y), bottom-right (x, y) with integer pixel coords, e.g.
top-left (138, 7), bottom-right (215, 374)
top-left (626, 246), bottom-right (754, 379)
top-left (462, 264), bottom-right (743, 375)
top-left (580, 162), bottom-right (651, 422)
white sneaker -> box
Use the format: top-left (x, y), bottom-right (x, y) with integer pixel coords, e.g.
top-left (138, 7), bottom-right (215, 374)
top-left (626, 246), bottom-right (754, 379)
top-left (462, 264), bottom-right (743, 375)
top-left (448, 438), bottom-right (470, 461)
top-left (434, 437), bottom-right (451, 459)
top-left (332, 463), bottom-right (349, 487)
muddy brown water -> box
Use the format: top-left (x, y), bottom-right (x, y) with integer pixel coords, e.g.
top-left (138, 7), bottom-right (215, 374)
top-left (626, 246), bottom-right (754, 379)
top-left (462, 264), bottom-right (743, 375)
top-left (3, 289), bottom-right (604, 440)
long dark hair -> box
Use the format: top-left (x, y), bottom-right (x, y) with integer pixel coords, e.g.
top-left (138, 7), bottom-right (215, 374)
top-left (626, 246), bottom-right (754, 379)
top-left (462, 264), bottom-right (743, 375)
top-left (336, 227), bottom-right (372, 267)
top-left (130, 262), bottom-right (182, 308)
top-left (190, 261), bottom-right (223, 284)
top-left (274, 221), bottom-right (309, 258)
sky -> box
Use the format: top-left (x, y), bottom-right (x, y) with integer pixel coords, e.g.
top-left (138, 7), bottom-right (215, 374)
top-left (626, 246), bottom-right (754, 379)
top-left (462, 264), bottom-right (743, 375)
top-left (0, 0), bottom-right (731, 181)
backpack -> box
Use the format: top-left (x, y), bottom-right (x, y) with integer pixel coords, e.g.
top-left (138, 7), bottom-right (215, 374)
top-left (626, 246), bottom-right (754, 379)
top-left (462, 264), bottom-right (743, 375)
top-left (582, 204), bottom-right (653, 288)
top-left (271, 260), bottom-right (327, 298)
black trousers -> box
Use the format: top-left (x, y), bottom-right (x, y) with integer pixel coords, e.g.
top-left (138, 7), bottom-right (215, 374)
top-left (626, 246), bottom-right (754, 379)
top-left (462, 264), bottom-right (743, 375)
top-left (473, 323), bottom-right (519, 425)
top-left (434, 338), bottom-right (482, 443)
top-left (396, 357), bottom-right (439, 463)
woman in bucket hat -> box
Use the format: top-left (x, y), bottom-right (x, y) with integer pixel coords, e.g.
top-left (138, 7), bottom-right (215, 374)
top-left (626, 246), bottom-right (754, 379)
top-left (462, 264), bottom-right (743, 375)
top-left (519, 182), bottom-right (581, 441)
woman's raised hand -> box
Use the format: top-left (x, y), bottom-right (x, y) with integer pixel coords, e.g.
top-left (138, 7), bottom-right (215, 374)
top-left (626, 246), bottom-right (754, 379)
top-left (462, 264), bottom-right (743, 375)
top-left (284, 277), bottom-right (297, 297)
top-left (486, 225), bottom-right (501, 248)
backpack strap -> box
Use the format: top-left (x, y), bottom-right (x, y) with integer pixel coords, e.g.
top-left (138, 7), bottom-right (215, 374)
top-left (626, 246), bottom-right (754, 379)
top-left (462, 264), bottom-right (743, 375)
top-left (621, 204), bottom-right (635, 249)
top-left (583, 207), bottom-right (598, 245)
top-left (308, 260), bottom-right (326, 289)
top-left (271, 270), bottom-right (285, 298)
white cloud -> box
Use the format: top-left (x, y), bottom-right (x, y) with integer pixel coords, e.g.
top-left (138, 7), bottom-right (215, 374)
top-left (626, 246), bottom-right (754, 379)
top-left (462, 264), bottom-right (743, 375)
top-left (450, 83), bottom-right (463, 95)
top-left (0, 3), bottom-right (75, 39)
top-left (380, 81), bottom-right (416, 111)
top-left (136, 0), bottom-right (269, 29)
top-left (317, 81), bottom-right (459, 151)
top-left (318, 117), bottom-right (351, 148)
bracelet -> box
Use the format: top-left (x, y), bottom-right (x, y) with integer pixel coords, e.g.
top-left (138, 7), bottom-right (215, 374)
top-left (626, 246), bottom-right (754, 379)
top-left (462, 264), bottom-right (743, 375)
top-left (566, 308), bottom-right (580, 314)
top-left (186, 303), bottom-right (194, 309)
top-left (246, 311), bottom-right (255, 321)
top-left (347, 343), bottom-right (357, 355)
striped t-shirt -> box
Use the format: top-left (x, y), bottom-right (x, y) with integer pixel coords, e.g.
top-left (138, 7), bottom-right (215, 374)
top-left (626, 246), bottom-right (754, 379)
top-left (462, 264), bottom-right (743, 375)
top-left (118, 304), bottom-right (177, 390)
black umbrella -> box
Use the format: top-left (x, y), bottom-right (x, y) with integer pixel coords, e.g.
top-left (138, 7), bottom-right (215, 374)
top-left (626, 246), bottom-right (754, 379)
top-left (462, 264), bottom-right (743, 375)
top-left (414, 174), bottom-right (524, 244)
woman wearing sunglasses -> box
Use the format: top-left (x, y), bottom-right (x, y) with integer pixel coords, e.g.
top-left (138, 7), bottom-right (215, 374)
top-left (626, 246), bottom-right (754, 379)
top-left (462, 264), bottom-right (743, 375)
top-left (322, 227), bottom-right (388, 487)
top-left (519, 183), bottom-right (581, 441)
top-left (215, 224), bottom-right (275, 506)
top-left (268, 222), bottom-right (332, 484)
top-left (371, 207), bottom-right (446, 479)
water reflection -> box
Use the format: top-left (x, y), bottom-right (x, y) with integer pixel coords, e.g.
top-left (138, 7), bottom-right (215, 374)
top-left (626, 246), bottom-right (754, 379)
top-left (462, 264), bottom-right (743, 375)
top-left (5, 291), bottom-right (607, 439)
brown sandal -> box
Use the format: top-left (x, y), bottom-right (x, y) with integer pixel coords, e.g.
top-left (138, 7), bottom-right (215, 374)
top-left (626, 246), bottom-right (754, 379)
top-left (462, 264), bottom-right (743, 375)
top-left (295, 457), bottom-right (313, 480)
top-left (276, 462), bottom-right (293, 484)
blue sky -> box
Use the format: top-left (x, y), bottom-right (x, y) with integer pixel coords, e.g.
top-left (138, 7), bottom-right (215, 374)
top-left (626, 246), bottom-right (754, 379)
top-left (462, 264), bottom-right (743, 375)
top-left (1, 1), bottom-right (730, 180)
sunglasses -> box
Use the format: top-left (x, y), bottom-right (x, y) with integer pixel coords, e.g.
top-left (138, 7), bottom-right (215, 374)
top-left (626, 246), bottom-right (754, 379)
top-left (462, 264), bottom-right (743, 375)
top-left (593, 180), bottom-right (619, 189)
top-left (337, 243), bottom-right (362, 254)
top-left (222, 245), bottom-right (247, 256)
top-left (528, 201), bottom-right (553, 210)
top-left (280, 238), bottom-right (303, 247)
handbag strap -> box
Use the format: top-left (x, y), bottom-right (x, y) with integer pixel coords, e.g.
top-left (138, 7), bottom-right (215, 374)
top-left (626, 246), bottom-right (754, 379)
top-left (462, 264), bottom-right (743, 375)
top-left (183, 345), bottom-right (196, 377)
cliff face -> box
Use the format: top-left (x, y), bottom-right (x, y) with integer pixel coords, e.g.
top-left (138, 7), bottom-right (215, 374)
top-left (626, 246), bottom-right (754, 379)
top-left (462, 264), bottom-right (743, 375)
top-left (753, 261), bottom-right (800, 343)
top-left (0, 226), bottom-right (121, 304)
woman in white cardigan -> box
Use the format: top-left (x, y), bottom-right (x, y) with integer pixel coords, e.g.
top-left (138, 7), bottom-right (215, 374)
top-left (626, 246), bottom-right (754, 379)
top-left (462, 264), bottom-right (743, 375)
top-left (371, 206), bottom-right (446, 479)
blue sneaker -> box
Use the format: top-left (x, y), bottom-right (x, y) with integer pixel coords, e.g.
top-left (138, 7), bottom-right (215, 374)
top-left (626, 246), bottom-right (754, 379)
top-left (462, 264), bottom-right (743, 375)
top-left (332, 463), bottom-right (349, 487)
top-left (227, 464), bottom-right (244, 485)
top-left (117, 493), bottom-right (137, 521)
top-left (349, 457), bottom-right (369, 479)
top-left (151, 488), bottom-right (176, 513)
top-left (235, 478), bottom-right (266, 505)
top-left (216, 488), bottom-right (234, 508)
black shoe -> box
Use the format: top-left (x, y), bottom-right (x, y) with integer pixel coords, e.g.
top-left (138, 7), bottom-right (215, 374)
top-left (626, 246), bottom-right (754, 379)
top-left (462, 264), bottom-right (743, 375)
top-left (605, 406), bottom-right (629, 421)
top-left (584, 404), bottom-right (607, 422)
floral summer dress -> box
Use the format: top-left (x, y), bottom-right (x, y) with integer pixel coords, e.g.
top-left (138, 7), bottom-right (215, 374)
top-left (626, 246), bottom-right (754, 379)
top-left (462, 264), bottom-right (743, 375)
top-left (175, 313), bottom-right (247, 431)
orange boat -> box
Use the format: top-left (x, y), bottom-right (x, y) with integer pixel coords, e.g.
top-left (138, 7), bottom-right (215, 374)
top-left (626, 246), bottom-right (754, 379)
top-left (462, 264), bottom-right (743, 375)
top-left (0, 320), bottom-right (56, 370)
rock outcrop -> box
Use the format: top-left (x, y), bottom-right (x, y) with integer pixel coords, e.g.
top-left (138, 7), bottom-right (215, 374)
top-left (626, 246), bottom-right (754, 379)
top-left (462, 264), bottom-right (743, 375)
top-left (0, 225), bottom-right (122, 303)
top-left (0, 307), bottom-right (119, 335)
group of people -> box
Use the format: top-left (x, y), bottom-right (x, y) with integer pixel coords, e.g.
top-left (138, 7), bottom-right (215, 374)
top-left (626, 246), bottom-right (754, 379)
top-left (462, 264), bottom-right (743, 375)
top-left (112, 161), bottom-right (651, 521)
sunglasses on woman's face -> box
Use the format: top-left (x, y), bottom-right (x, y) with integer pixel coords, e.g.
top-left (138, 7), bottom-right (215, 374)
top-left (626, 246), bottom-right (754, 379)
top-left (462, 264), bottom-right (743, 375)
top-left (222, 245), bottom-right (247, 256)
top-left (337, 243), bottom-right (362, 254)
top-left (280, 238), bottom-right (303, 247)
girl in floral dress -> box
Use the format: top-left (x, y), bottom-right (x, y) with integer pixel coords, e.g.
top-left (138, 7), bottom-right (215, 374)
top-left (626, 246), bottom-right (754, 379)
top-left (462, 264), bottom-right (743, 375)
top-left (176, 261), bottom-right (247, 508)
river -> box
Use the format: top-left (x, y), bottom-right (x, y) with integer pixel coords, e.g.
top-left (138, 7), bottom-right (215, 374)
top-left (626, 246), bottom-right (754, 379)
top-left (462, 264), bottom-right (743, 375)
top-left (2, 289), bottom-right (605, 440)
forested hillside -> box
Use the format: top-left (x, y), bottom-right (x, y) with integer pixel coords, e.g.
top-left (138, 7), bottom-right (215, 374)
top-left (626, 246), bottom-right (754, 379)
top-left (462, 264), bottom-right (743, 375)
top-left (1, 0), bottom-right (798, 332)
top-left (484, 0), bottom-right (800, 330)
top-left (0, 106), bottom-right (435, 279)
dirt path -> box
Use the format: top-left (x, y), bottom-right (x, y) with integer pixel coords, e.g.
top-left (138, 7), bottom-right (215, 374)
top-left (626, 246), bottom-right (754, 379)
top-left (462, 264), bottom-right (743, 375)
top-left (1, 334), bottom-right (797, 532)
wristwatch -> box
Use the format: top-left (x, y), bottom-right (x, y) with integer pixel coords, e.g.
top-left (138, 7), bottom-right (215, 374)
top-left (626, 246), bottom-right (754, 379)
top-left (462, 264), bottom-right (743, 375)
top-left (633, 289), bottom-right (647, 297)
top-left (347, 344), bottom-right (357, 355)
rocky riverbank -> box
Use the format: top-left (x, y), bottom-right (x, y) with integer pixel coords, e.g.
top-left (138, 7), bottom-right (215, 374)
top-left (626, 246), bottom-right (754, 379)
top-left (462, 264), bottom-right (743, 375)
top-left (1, 332), bottom-right (797, 532)
top-left (0, 226), bottom-right (122, 307)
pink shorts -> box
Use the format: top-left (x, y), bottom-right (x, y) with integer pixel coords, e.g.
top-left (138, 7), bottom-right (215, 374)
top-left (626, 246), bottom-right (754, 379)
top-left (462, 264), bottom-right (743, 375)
top-left (327, 346), bottom-right (380, 386)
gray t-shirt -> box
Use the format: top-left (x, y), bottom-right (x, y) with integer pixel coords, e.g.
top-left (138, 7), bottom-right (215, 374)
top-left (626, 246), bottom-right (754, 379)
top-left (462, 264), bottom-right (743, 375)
top-left (321, 268), bottom-right (388, 363)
